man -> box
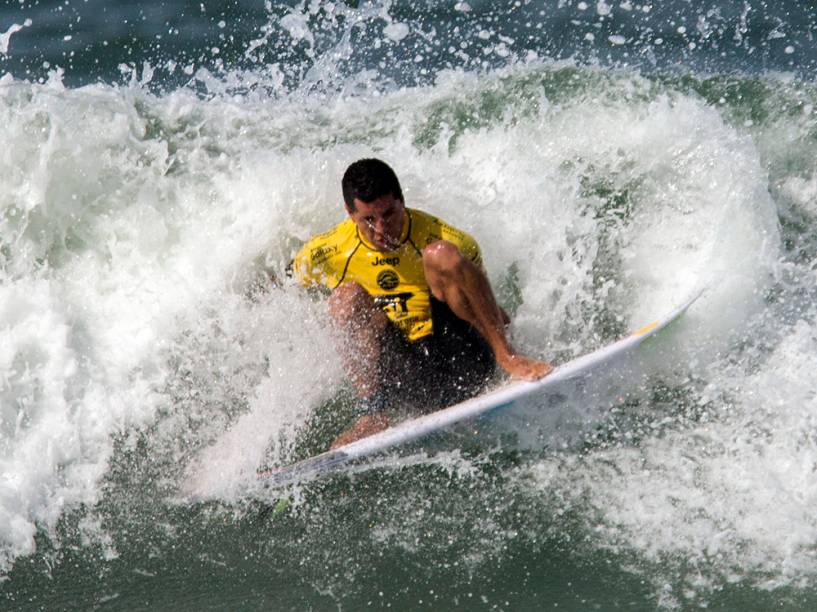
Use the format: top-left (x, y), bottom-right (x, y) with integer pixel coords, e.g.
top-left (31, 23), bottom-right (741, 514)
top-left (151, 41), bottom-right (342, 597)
top-left (292, 158), bottom-right (552, 448)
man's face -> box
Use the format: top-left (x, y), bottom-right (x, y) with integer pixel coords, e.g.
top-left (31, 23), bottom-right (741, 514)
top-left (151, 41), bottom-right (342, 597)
top-left (346, 194), bottom-right (406, 252)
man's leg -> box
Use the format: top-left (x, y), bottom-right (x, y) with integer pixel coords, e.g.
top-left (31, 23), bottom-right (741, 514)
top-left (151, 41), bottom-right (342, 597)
top-left (327, 282), bottom-right (390, 447)
top-left (422, 241), bottom-right (552, 381)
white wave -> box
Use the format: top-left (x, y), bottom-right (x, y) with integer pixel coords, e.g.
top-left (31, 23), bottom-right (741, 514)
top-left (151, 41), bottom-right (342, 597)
top-left (558, 318), bottom-right (817, 598)
top-left (0, 19), bottom-right (31, 56)
top-left (0, 61), bottom-right (809, 595)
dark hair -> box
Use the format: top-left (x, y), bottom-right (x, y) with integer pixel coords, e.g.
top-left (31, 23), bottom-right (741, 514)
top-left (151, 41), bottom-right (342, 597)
top-left (341, 158), bottom-right (404, 210)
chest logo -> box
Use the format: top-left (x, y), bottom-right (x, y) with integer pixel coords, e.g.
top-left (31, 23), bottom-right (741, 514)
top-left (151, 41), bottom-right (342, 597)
top-left (372, 256), bottom-right (399, 266)
top-left (376, 270), bottom-right (399, 290)
top-left (310, 245), bottom-right (337, 264)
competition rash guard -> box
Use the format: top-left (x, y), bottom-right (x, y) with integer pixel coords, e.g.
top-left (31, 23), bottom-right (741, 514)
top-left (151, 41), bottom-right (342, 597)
top-left (292, 208), bottom-right (483, 342)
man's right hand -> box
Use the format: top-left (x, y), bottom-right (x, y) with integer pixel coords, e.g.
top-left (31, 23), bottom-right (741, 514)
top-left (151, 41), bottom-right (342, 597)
top-left (497, 353), bottom-right (554, 381)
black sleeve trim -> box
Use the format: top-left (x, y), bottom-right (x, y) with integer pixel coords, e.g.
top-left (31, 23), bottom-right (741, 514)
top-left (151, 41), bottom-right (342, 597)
top-left (406, 211), bottom-right (424, 257)
top-left (335, 239), bottom-right (363, 288)
top-left (408, 238), bottom-right (423, 257)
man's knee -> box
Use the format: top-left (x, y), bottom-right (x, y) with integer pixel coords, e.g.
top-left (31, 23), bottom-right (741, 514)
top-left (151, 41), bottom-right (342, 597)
top-left (329, 282), bottom-right (386, 330)
top-left (329, 281), bottom-right (368, 305)
top-left (422, 241), bottom-right (475, 291)
top-left (329, 281), bottom-right (372, 308)
top-left (422, 240), bottom-right (468, 274)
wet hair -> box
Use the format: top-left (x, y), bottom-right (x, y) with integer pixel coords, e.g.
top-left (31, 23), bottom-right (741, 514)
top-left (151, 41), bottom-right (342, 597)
top-left (341, 158), bottom-right (404, 210)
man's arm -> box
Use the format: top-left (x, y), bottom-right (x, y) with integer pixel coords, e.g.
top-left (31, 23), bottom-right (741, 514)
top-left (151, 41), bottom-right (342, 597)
top-left (422, 240), bottom-right (552, 381)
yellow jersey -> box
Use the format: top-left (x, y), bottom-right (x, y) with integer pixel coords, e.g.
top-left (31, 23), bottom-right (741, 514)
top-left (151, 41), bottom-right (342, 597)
top-left (292, 208), bottom-right (483, 341)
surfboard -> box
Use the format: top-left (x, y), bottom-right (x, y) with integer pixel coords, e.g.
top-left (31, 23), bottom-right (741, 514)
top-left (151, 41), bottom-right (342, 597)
top-left (260, 291), bottom-right (702, 486)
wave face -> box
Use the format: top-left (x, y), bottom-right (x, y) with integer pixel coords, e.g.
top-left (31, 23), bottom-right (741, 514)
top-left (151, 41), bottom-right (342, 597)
top-left (2, 1), bottom-right (817, 609)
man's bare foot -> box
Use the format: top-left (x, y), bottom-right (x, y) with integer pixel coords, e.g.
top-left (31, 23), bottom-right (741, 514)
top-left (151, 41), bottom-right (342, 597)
top-left (496, 353), bottom-right (554, 381)
top-left (330, 413), bottom-right (390, 449)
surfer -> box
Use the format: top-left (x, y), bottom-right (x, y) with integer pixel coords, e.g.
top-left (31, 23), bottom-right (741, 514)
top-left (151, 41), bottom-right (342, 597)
top-left (291, 158), bottom-right (552, 448)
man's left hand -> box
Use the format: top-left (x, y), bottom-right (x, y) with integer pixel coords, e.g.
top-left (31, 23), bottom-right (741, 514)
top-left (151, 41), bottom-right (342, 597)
top-left (330, 413), bottom-right (390, 449)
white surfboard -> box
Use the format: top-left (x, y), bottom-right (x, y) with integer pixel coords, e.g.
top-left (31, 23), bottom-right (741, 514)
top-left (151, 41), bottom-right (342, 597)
top-left (260, 291), bottom-right (702, 486)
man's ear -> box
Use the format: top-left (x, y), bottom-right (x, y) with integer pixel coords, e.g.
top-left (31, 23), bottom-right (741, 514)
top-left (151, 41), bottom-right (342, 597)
top-left (344, 202), bottom-right (355, 217)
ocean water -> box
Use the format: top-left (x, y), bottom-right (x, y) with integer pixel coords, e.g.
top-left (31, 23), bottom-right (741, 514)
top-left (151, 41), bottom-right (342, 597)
top-left (1, 1), bottom-right (817, 610)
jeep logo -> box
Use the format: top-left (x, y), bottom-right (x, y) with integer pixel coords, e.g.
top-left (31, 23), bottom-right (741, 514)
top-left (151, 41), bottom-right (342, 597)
top-left (372, 256), bottom-right (399, 266)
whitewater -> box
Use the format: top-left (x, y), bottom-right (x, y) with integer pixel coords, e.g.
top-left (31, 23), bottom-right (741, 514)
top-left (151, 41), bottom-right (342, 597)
top-left (1, 1), bottom-right (817, 609)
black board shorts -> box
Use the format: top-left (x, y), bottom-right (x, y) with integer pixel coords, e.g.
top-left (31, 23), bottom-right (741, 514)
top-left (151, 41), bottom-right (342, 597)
top-left (376, 298), bottom-right (497, 412)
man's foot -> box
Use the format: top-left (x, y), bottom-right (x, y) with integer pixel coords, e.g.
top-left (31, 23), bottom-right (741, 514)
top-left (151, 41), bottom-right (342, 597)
top-left (330, 413), bottom-right (390, 449)
top-left (496, 353), bottom-right (554, 381)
